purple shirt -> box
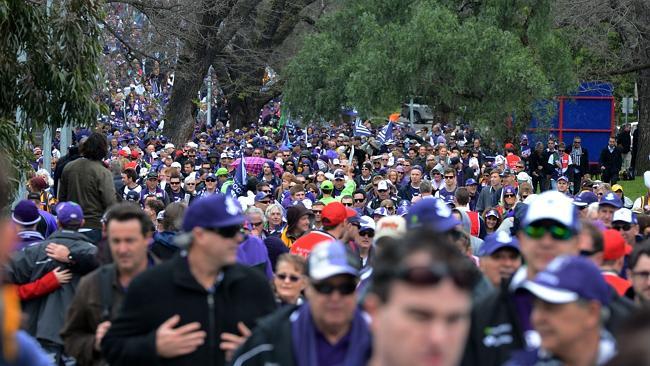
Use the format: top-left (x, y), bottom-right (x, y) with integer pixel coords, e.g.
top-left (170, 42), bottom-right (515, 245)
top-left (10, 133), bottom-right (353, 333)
top-left (315, 329), bottom-right (351, 366)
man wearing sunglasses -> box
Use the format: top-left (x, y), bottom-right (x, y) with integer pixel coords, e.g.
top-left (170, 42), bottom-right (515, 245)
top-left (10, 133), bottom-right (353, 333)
top-left (103, 194), bottom-right (276, 365)
top-left (232, 240), bottom-right (371, 366)
top-left (364, 229), bottom-right (479, 366)
top-left (463, 191), bottom-right (633, 366)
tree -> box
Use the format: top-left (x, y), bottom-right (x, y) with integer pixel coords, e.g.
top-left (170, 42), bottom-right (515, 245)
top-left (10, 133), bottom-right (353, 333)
top-left (101, 0), bottom-right (335, 144)
top-left (283, 0), bottom-right (577, 140)
top-left (553, 0), bottom-right (650, 174)
top-left (0, 0), bottom-right (103, 196)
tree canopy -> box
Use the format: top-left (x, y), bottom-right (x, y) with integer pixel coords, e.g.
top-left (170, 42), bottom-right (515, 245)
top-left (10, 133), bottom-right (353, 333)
top-left (0, 0), bottom-right (103, 192)
top-left (283, 0), bottom-right (577, 136)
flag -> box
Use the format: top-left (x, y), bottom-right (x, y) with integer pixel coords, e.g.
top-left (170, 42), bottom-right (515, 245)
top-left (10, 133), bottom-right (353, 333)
top-left (377, 121), bottom-right (394, 145)
top-left (354, 118), bottom-right (371, 137)
top-left (281, 127), bottom-right (292, 149)
top-left (230, 150), bottom-right (247, 198)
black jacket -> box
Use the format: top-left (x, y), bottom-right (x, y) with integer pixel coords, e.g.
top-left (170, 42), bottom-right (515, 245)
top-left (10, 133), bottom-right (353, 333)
top-left (101, 253), bottom-right (276, 366)
top-left (231, 305), bottom-right (297, 366)
top-left (462, 268), bottom-right (636, 366)
top-left (599, 146), bottom-right (623, 175)
top-left (8, 230), bottom-right (98, 344)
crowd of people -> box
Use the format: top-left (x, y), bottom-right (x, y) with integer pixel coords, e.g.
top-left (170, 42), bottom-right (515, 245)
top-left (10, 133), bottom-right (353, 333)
top-left (4, 14), bottom-right (650, 364)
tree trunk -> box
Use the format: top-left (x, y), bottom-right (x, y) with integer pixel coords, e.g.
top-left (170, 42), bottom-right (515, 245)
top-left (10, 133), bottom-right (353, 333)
top-left (162, 66), bottom-right (205, 145)
top-left (636, 68), bottom-right (650, 174)
top-left (228, 95), bottom-right (273, 128)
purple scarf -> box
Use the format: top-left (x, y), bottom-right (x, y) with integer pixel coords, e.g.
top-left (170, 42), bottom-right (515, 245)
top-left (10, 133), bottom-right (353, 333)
top-left (291, 302), bottom-right (371, 366)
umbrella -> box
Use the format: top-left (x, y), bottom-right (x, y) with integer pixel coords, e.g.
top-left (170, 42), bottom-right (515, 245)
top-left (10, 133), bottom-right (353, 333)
top-left (230, 157), bottom-right (284, 176)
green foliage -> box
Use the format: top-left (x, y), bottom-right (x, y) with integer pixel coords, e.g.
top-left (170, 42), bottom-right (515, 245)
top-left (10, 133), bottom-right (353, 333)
top-left (284, 0), bottom-right (577, 139)
top-left (0, 0), bottom-right (103, 195)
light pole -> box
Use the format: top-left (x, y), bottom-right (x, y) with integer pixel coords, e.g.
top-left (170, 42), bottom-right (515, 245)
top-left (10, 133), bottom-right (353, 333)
top-left (206, 65), bottom-right (214, 128)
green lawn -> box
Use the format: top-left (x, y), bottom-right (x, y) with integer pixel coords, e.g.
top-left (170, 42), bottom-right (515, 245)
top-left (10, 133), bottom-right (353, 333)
top-left (619, 176), bottom-right (647, 201)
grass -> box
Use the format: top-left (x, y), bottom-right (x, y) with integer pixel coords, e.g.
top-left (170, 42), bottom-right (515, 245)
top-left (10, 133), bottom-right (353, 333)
top-left (618, 176), bottom-right (647, 201)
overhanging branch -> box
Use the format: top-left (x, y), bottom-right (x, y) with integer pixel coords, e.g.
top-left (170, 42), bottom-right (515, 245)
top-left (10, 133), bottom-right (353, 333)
top-left (100, 18), bottom-right (161, 62)
top-left (608, 62), bottom-right (650, 76)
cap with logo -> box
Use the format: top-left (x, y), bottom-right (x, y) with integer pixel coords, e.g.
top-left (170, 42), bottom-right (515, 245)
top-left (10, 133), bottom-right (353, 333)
top-left (522, 255), bottom-right (611, 306)
top-left (405, 198), bottom-right (460, 232)
top-left (373, 207), bottom-right (389, 217)
top-left (182, 194), bottom-right (244, 231)
top-left (254, 192), bottom-right (269, 202)
top-left (307, 240), bottom-right (360, 281)
top-left (479, 231), bottom-right (520, 257)
top-left (557, 176), bottom-right (569, 182)
top-left (465, 178), bottom-right (477, 186)
top-left (377, 180), bottom-right (389, 191)
top-left (55, 202), bottom-right (84, 226)
top-left (334, 170), bottom-right (346, 181)
top-left (523, 191), bottom-right (580, 232)
top-left (321, 202), bottom-right (356, 226)
top-left (485, 209), bottom-right (500, 219)
top-left (146, 171), bottom-right (158, 179)
top-left (599, 192), bottom-right (622, 209)
top-left (359, 216), bottom-right (375, 232)
top-left (503, 186), bottom-right (517, 196)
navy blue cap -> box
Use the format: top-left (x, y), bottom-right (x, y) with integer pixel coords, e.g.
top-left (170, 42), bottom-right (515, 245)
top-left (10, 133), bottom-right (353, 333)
top-left (478, 231), bottom-right (520, 257)
top-left (405, 198), bottom-right (461, 232)
top-left (334, 170), bottom-right (346, 180)
top-left (522, 255), bottom-right (611, 306)
top-left (503, 185), bottom-right (517, 196)
top-left (599, 191), bottom-right (622, 209)
top-left (182, 194), bottom-right (245, 231)
top-left (465, 178), bottom-right (477, 186)
top-left (573, 191), bottom-right (598, 207)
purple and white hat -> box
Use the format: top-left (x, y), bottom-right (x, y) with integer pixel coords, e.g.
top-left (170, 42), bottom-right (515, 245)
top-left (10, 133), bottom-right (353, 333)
top-left (308, 240), bottom-right (360, 281)
top-left (12, 200), bottom-right (41, 226)
top-left (522, 255), bottom-right (610, 305)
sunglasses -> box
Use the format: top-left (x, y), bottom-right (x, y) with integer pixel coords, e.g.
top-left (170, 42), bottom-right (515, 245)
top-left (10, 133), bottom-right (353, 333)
top-left (354, 198), bottom-right (365, 203)
top-left (504, 194), bottom-right (516, 198)
top-left (276, 273), bottom-right (301, 282)
top-left (342, 202), bottom-right (353, 207)
top-left (312, 281), bottom-right (357, 296)
top-left (186, 182), bottom-right (196, 185)
top-left (170, 181), bottom-right (181, 185)
top-left (206, 178), bottom-right (216, 182)
top-left (391, 264), bottom-right (476, 291)
top-left (251, 221), bottom-right (264, 227)
top-left (312, 210), bottom-right (322, 214)
top-left (206, 225), bottom-right (241, 238)
top-left (444, 176), bottom-right (455, 179)
top-left (613, 223), bottom-right (631, 231)
top-left (359, 230), bottom-right (375, 238)
top-left (524, 224), bottom-right (573, 240)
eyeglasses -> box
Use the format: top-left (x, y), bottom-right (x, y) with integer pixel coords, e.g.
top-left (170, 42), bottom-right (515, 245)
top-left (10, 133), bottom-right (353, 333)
top-left (524, 224), bottom-right (574, 240)
top-left (205, 225), bottom-right (241, 238)
top-left (444, 176), bottom-right (455, 179)
top-left (342, 202), bottom-right (353, 207)
top-left (377, 189), bottom-right (388, 193)
top-left (613, 223), bottom-right (631, 231)
top-left (312, 281), bottom-right (357, 296)
top-left (276, 273), bottom-right (301, 282)
top-left (312, 210), bottom-right (322, 214)
top-left (186, 182), bottom-right (196, 186)
top-left (354, 198), bottom-right (365, 203)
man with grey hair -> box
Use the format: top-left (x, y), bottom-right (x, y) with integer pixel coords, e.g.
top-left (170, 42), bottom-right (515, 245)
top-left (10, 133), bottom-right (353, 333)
top-left (245, 206), bottom-right (287, 272)
top-left (419, 180), bottom-right (433, 198)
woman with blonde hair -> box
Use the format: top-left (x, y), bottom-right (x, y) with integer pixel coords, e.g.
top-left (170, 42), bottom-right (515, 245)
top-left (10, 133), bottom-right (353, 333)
top-left (273, 254), bottom-right (307, 306)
